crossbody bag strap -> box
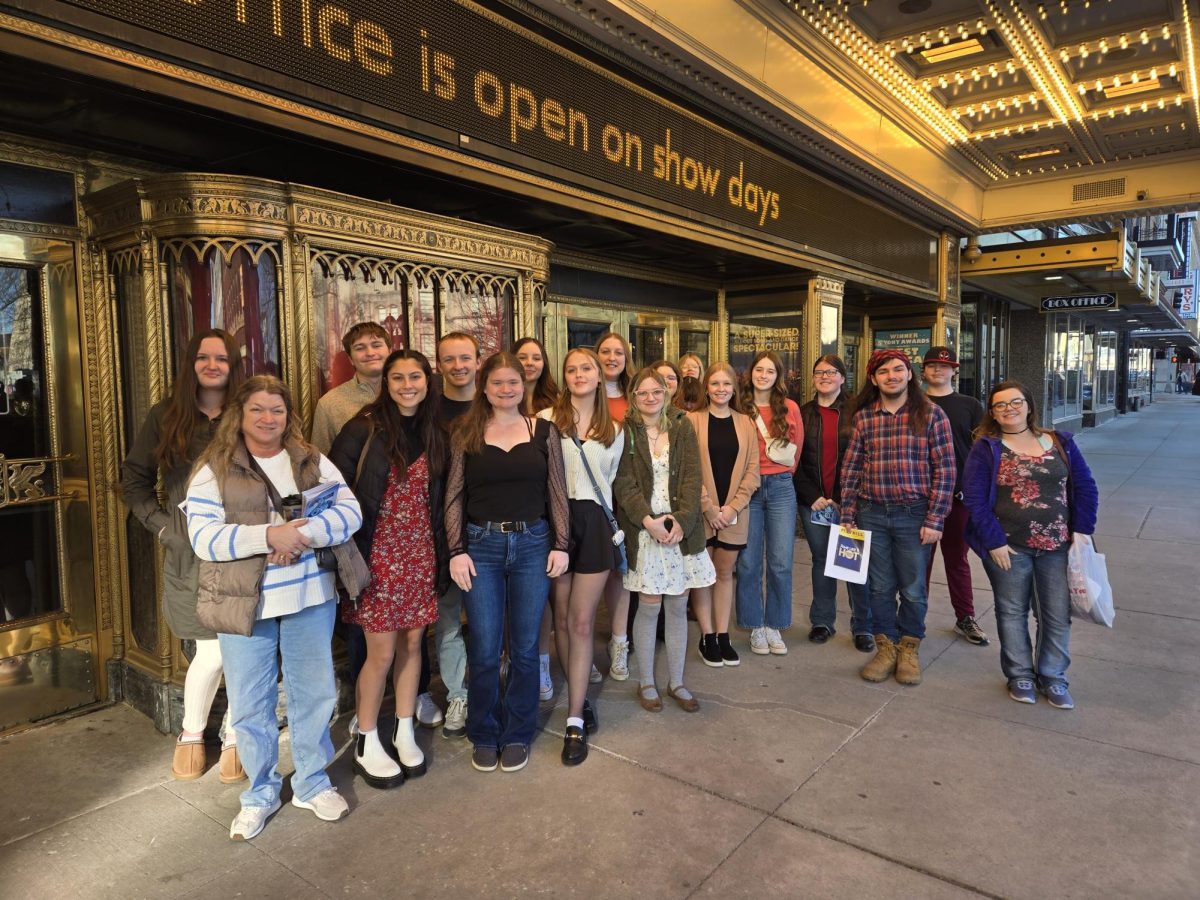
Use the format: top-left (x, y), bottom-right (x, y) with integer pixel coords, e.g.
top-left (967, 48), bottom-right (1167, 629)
top-left (572, 436), bottom-right (620, 531)
top-left (353, 422), bottom-right (376, 491)
top-left (752, 410), bottom-right (771, 442)
top-left (245, 452), bottom-right (286, 517)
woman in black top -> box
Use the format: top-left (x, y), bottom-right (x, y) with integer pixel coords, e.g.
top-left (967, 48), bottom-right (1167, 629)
top-left (445, 352), bottom-right (570, 774)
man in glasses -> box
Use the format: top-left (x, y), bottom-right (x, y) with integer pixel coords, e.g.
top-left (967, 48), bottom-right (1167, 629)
top-left (921, 347), bottom-right (989, 647)
top-left (840, 349), bottom-right (955, 686)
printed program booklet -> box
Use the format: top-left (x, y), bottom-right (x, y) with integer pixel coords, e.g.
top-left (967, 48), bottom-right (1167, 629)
top-left (823, 525), bottom-right (872, 584)
top-left (300, 481), bottom-right (340, 518)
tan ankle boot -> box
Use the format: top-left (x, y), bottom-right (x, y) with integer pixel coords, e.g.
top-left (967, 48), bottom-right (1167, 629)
top-left (895, 636), bottom-right (922, 685)
top-left (171, 738), bottom-right (206, 781)
top-left (860, 635), bottom-right (897, 682)
top-left (219, 744), bottom-right (246, 784)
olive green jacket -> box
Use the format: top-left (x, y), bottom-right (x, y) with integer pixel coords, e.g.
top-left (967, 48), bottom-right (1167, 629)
top-left (614, 412), bottom-right (705, 570)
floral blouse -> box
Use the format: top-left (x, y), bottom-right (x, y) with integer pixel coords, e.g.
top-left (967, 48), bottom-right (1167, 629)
top-left (993, 438), bottom-right (1070, 551)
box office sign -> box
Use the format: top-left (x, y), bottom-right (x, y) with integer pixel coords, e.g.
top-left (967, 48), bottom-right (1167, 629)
top-left (44, 0), bottom-right (938, 285)
top-left (1039, 294), bottom-right (1117, 312)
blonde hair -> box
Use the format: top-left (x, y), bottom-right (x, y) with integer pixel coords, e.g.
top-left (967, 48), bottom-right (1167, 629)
top-left (630, 367), bottom-right (672, 433)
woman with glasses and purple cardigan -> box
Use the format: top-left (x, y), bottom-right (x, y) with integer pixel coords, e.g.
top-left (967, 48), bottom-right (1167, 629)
top-left (963, 381), bottom-right (1098, 710)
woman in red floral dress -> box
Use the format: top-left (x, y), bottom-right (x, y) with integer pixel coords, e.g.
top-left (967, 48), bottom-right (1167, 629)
top-left (329, 350), bottom-right (449, 789)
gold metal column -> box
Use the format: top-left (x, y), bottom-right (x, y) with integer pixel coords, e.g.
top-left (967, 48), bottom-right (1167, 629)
top-left (803, 274), bottom-right (845, 398)
top-left (935, 233), bottom-right (963, 351)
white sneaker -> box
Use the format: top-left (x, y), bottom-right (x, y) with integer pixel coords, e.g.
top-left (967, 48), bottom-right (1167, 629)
top-left (608, 638), bottom-right (630, 682)
top-left (765, 628), bottom-right (788, 655)
top-left (229, 799), bottom-right (281, 840)
top-left (442, 696), bottom-right (467, 739)
top-left (292, 787), bottom-right (349, 822)
top-left (589, 664), bottom-right (603, 684)
top-left (415, 692), bottom-right (444, 728)
top-left (539, 656), bottom-right (554, 701)
top-left (749, 628), bottom-right (770, 655)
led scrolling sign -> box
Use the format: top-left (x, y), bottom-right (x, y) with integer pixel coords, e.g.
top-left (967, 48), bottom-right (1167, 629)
top-left (54, 0), bottom-right (938, 284)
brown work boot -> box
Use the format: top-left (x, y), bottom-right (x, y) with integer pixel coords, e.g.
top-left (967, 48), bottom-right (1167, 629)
top-left (219, 743), bottom-right (246, 784)
top-left (171, 737), bottom-right (206, 781)
top-left (895, 636), bottom-right (923, 685)
top-left (859, 635), bottom-right (897, 682)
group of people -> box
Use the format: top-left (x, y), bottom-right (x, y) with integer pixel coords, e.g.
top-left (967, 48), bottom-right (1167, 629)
top-left (120, 322), bottom-right (1098, 843)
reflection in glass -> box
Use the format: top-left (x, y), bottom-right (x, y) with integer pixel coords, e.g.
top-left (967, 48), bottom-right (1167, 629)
top-left (0, 265), bottom-right (63, 623)
top-left (630, 325), bottom-right (664, 370)
top-left (311, 257), bottom-right (407, 395)
top-left (820, 303), bottom-right (839, 357)
top-left (679, 329), bottom-right (709, 368)
top-left (441, 280), bottom-right (512, 357)
top-left (166, 242), bottom-right (280, 378)
top-left (567, 319), bottom-right (609, 351)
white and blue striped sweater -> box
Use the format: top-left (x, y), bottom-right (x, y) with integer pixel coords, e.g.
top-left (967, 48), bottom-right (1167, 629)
top-left (185, 452), bottom-right (362, 620)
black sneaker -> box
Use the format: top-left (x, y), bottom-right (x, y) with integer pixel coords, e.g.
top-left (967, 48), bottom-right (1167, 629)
top-left (716, 633), bottom-right (740, 666)
top-left (808, 625), bottom-right (833, 644)
top-left (698, 634), bottom-right (724, 667)
top-left (500, 743), bottom-right (529, 772)
top-left (561, 726), bottom-right (588, 766)
top-left (853, 634), bottom-right (876, 653)
top-left (582, 699), bottom-right (599, 735)
top-left (470, 746), bottom-right (498, 772)
top-left (955, 616), bottom-right (991, 646)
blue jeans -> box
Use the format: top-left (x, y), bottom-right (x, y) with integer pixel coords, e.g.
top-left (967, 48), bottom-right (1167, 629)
top-left (982, 545), bottom-right (1071, 687)
top-left (800, 505), bottom-right (872, 635)
top-left (856, 501), bottom-right (931, 642)
top-left (435, 585), bottom-right (468, 702)
top-left (218, 600), bottom-right (337, 808)
top-left (462, 519), bottom-right (551, 749)
top-left (735, 474), bottom-right (797, 630)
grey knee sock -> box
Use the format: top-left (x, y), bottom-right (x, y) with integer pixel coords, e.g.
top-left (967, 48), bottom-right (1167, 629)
top-left (633, 600), bottom-right (660, 687)
top-left (664, 592), bottom-right (689, 689)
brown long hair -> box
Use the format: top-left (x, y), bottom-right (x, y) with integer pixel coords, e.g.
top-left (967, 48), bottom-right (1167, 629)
top-left (194, 375), bottom-right (315, 492)
top-left (451, 352), bottom-right (525, 455)
top-left (739, 350), bottom-right (791, 440)
top-left (511, 337), bottom-right (559, 415)
top-left (595, 331), bottom-right (635, 393)
top-left (813, 354), bottom-right (855, 441)
top-left (675, 375), bottom-right (705, 412)
top-left (360, 349), bottom-right (446, 482)
top-left (852, 356), bottom-right (932, 437)
top-left (155, 328), bottom-right (244, 470)
top-left (550, 347), bottom-right (617, 446)
top-left (975, 380), bottom-right (1044, 440)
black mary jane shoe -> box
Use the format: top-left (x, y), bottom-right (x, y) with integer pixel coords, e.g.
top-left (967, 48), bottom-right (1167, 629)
top-left (582, 699), bottom-right (599, 735)
top-left (854, 634), bottom-right (876, 653)
top-left (808, 625), bottom-right (833, 644)
top-left (561, 725), bottom-right (588, 766)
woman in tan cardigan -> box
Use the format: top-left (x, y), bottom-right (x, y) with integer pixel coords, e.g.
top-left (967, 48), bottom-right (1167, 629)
top-left (687, 363), bottom-right (760, 667)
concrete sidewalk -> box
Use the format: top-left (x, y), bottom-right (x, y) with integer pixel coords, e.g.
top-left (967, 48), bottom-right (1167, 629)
top-left (3, 396), bottom-right (1199, 899)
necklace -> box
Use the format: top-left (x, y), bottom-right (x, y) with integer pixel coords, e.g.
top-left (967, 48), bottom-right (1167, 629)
top-left (1001, 426), bottom-right (1030, 435)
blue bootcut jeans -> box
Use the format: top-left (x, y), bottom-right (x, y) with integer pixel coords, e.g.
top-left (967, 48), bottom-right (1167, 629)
top-left (735, 473), bottom-right (798, 630)
top-left (461, 519), bottom-right (551, 749)
top-left (218, 600), bottom-right (337, 809)
top-left (800, 505), bottom-right (872, 636)
top-left (982, 544), bottom-right (1071, 688)
top-left (856, 500), bottom-right (931, 643)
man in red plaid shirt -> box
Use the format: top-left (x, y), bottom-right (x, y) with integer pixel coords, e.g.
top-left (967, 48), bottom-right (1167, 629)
top-left (840, 349), bottom-right (955, 686)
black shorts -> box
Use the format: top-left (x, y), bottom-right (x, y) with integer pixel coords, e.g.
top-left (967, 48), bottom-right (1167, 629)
top-left (706, 535), bottom-right (746, 552)
top-left (569, 499), bottom-right (616, 575)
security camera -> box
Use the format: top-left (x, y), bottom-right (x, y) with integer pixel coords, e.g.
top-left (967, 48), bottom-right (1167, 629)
top-left (1137, 190), bottom-right (1148, 201)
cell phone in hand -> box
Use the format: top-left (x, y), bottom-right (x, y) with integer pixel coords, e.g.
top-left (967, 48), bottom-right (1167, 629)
top-left (663, 516), bottom-right (675, 532)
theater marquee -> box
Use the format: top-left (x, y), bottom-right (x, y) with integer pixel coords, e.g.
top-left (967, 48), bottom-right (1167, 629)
top-left (22, 0), bottom-right (938, 285)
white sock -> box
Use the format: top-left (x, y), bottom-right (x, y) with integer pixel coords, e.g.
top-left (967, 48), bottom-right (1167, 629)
top-left (392, 716), bottom-right (424, 768)
top-left (566, 716), bottom-right (584, 730)
top-left (540, 653), bottom-right (550, 672)
top-left (611, 634), bottom-right (627, 644)
top-left (358, 729), bottom-right (400, 777)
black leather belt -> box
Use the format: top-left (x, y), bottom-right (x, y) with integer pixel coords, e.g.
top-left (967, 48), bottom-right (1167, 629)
top-left (469, 518), bottom-right (535, 533)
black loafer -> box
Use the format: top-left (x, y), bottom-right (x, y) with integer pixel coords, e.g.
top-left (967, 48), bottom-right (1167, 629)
top-left (561, 725), bottom-right (588, 766)
top-left (808, 625), bottom-right (833, 644)
top-left (854, 634), bottom-right (876, 653)
top-left (582, 699), bottom-right (598, 735)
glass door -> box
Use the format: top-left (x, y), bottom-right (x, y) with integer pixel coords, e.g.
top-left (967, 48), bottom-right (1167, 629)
top-left (0, 243), bottom-right (98, 731)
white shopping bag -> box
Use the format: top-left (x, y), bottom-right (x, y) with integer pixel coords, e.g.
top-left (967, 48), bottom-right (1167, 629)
top-left (1067, 538), bottom-right (1115, 628)
top-left (824, 526), bottom-right (872, 584)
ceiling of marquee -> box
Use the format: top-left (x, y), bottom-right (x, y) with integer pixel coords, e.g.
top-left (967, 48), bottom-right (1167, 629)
top-left (779, 0), bottom-right (1200, 181)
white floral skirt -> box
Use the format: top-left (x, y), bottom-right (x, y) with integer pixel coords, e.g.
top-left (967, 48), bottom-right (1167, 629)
top-left (623, 530), bottom-right (717, 595)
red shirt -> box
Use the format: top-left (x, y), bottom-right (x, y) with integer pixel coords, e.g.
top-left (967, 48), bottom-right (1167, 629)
top-left (818, 404), bottom-right (839, 498)
top-left (607, 394), bottom-right (629, 422)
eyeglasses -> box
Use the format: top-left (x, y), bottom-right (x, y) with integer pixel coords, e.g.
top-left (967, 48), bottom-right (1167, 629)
top-left (991, 398), bottom-right (1027, 411)
top-left (634, 389), bottom-right (666, 400)
top-left (813, 369), bottom-right (841, 378)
